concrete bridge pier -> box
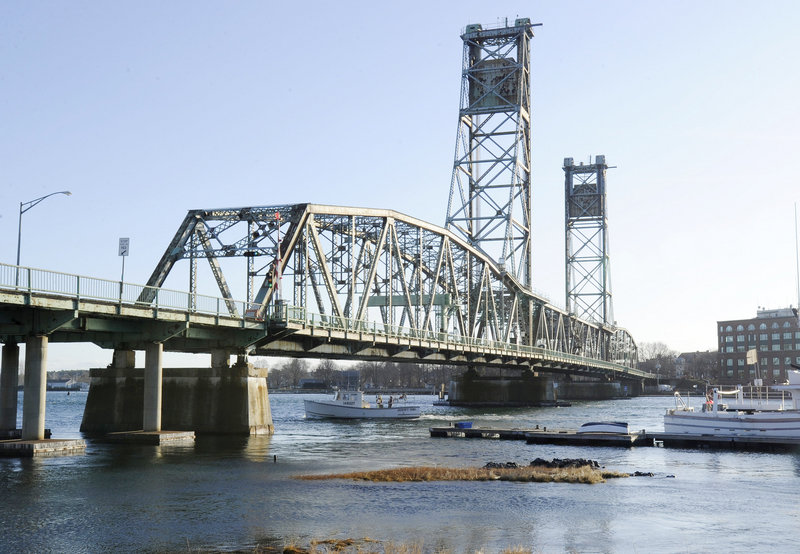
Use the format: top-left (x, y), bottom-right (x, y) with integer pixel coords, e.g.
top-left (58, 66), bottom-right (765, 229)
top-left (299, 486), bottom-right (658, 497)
top-left (21, 336), bottom-right (47, 440)
top-left (1, 343), bottom-right (20, 432)
top-left (142, 343), bottom-right (163, 432)
top-left (81, 348), bottom-right (273, 436)
top-left (0, 336), bottom-right (85, 456)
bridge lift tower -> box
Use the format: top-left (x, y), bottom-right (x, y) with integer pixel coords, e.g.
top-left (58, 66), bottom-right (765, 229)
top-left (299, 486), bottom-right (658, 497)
top-left (564, 156), bottom-right (614, 325)
top-left (446, 18), bottom-right (538, 288)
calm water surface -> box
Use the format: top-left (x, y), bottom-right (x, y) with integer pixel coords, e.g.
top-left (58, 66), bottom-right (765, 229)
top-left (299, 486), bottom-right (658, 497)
top-left (3, 391), bottom-right (800, 552)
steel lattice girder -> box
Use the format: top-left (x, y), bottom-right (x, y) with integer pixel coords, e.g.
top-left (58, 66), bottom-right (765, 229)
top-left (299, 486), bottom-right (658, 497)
top-left (140, 203), bottom-right (637, 369)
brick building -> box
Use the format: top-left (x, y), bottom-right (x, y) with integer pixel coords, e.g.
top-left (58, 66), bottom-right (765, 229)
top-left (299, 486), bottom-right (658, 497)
top-left (717, 307), bottom-right (800, 384)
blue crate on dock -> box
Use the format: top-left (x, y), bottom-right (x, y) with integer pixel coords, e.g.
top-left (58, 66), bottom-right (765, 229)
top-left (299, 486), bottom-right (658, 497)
top-left (454, 421), bottom-right (472, 429)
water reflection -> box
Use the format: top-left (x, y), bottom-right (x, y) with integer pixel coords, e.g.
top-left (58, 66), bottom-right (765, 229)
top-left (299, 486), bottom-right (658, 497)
top-left (5, 393), bottom-right (800, 552)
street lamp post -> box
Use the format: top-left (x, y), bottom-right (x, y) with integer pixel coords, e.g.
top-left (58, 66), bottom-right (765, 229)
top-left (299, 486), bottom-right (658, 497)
top-left (15, 190), bottom-right (72, 285)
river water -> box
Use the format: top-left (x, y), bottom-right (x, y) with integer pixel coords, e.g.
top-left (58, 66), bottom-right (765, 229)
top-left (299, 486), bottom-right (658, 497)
top-left (2, 391), bottom-right (800, 553)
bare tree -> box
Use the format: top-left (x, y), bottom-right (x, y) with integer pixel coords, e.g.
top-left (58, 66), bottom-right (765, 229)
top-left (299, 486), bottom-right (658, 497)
top-left (638, 342), bottom-right (679, 376)
top-left (314, 359), bottom-right (337, 386)
top-left (283, 358), bottom-right (309, 387)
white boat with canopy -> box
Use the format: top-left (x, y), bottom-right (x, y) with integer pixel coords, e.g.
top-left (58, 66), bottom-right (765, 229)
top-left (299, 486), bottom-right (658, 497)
top-left (664, 369), bottom-right (800, 438)
top-left (304, 390), bottom-right (421, 419)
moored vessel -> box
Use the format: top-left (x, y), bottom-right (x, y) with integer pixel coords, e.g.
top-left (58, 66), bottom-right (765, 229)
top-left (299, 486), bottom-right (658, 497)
top-left (664, 369), bottom-right (800, 438)
top-left (304, 390), bottom-right (421, 419)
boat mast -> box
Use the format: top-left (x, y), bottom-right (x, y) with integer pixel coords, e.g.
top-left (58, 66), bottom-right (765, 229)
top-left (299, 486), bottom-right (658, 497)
top-left (795, 202), bottom-right (799, 312)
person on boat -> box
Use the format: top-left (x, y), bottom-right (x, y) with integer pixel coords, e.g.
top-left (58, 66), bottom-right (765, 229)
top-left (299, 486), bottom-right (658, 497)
top-left (388, 396), bottom-right (393, 408)
top-left (376, 394), bottom-right (383, 407)
top-left (703, 390), bottom-right (714, 412)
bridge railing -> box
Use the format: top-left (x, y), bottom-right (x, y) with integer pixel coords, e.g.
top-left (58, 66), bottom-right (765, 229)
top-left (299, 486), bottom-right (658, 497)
top-left (0, 263), bottom-right (264, 320)
top-left (0, 263), bottom-right (644, 377)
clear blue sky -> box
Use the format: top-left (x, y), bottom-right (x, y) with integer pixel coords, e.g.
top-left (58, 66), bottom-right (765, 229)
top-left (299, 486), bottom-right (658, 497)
top-left (2, 1), bottom-right (799, 369)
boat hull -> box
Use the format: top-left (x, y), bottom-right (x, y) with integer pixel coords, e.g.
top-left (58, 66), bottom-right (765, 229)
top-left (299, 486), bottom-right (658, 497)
top-left (577, 421), bottom-right (630, 434)
top-left (304, 399), bottom-right (420, 419)
top-left (664, 410), bottom-right (800, 438)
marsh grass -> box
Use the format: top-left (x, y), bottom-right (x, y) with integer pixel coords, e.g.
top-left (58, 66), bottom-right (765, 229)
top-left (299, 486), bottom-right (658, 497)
top-left (295, 465), bottom-right (628, 484)
top-left (272, 537), bottom-right (532, 553)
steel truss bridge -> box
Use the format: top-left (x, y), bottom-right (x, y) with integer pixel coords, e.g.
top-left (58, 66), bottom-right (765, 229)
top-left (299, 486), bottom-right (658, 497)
top-left (1, 18), bottom-right (650, 383)
top-left (117, 203), bottom-right (643, 379)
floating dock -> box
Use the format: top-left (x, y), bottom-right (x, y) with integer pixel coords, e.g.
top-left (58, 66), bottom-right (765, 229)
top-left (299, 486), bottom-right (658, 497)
top-left (429, 426), bottom-right (649, 447)
top-left (648, 432), bottom-right (800, 451)
top-left (430, 425), bottom-right (800, 451)
top-left (0, 438), bottom-right (86, 457)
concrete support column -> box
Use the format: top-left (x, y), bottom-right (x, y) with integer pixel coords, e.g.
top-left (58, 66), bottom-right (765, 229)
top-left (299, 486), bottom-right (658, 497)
top-left (210, 350), bottom-right (230, 368)
top-left (21, 336), bottom-right (48, 440)
top-left (1, 343), bottom-right (20, 430)
top-left (112, 349), bottom-right (136, 368)
top-left (143, 342), bottom-right (163, 432)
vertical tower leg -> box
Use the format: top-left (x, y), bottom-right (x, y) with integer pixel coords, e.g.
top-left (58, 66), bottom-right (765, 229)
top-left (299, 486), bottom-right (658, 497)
top-left (1, 343), bottom-right (20, 431)
top-left (143, 342), bottom-right (163, 432)
top-left (21, 336), bottom-right (48, 440)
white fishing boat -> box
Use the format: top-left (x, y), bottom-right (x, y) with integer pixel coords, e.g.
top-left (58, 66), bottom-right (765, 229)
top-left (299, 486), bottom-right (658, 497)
top-left (577, 421), bottom-right (630, 434)
top-left (664, 369), bottom-right (800, 438)
top-left (304, 390), bottom-right (421, 419)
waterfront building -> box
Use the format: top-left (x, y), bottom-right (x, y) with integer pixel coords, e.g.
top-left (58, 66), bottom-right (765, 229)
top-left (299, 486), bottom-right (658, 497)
top-left (717, 307), bottom-right (800, 384)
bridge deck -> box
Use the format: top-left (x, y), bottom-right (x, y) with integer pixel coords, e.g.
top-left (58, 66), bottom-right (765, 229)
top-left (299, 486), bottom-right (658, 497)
top-left (0, 262), bottom-right (652, 379)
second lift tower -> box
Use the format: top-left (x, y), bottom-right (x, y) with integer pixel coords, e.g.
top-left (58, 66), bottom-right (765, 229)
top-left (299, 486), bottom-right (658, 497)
top-left (564, 156), bottom-right (614, 326)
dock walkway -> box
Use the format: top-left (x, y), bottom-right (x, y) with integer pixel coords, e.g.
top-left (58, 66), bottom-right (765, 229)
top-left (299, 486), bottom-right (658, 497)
top-left (429, 426), bottom-right (649, 447)
top-left (430, 426), bottom-right (800, 451)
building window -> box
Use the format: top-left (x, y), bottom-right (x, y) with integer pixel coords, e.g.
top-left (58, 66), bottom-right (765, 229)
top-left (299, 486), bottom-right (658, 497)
top-left (738, 359), bottom-right (745, 366)
top-left (772, 345), bottom-right (781, 351)
top-left (774, 369), bottom-right (781, 377)
top-left (795, 332), bottom-right (800, 339)
top-left (747, 324), bottom-right (755, 331)
top-left (727, 369), bottom-right (734, 376)
top-left (726, 346), bottom-right (734, 353)
top-left (726, 325), bottom-right (733, 332)
top-left (784, 322), bottom-right (791, 328)
top-left (737, 346), bottom-right (745, 352)
top-left (786, 357), bottom-right (792, 365)
top-left (736, 325), bottom-right (744, 331)
top-left (772, 323), bottom-right (780, 329)
top-left (726, 359), bottom-right (733, 367)
top-left (760, 345), bottom-right (768, 352)
top-left (772, 333), bottom-right (780, 340)
top-left (773, 357), bottom-right (781, 365)
top-left (760, 333), bottom-right (768, 341)
top-left (760, 323), bottom-right (767, 330)
top-left (737, 335), bottom-right (744, 342)
top-left (784, 332), bottom-right (792, 340)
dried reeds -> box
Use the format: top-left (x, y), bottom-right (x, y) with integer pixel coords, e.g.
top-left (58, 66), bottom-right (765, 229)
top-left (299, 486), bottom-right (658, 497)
top-left (295, 465), bottom-right (628, 484)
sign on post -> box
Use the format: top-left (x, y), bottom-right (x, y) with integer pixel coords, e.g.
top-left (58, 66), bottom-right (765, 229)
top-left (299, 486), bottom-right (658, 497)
top-left (118, 238), bottom-right (130, 301)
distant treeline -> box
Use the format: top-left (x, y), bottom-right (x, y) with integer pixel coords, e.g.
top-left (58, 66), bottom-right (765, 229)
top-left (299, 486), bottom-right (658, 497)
top-left (47, 369), bottom-right (91, 383)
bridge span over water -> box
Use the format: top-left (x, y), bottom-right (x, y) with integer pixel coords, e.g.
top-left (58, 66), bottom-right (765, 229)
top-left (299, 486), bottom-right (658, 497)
top-left (0, 19), bottom-right (654, 447)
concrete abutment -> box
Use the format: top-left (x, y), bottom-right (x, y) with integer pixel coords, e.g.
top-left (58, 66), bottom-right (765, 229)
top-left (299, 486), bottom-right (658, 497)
top-left (81, 363), bottom-right (273, 435)
top-left (448, 370), bottom-right (641, 406)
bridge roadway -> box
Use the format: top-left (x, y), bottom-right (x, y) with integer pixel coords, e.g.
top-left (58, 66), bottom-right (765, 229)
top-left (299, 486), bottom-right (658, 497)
top-left (0, 262), bottom-right (652, 441)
